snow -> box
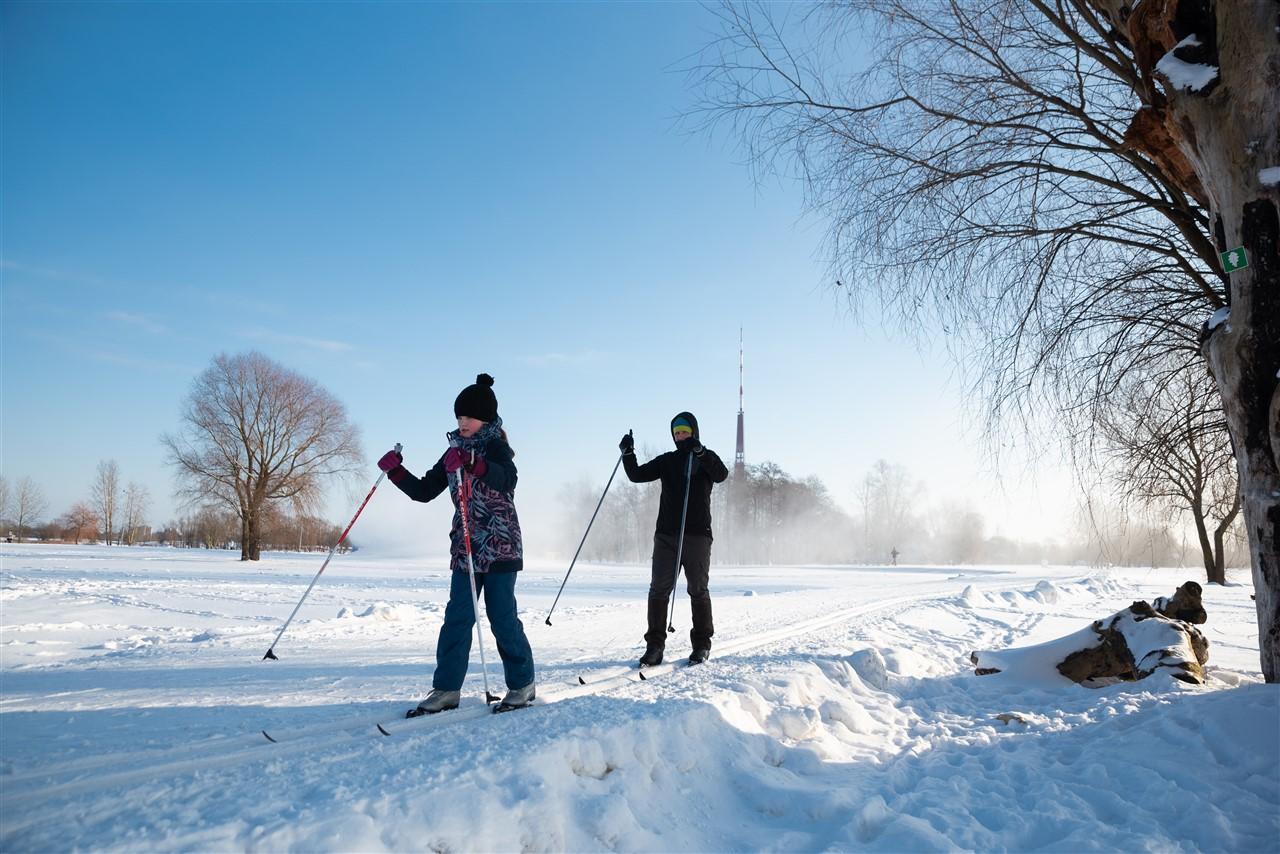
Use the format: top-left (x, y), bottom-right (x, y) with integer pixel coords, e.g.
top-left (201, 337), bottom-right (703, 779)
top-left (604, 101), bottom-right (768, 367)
top-left (1156, 35), bottom-right (1219, 92)
top-left (2, 544), bottom-right (1276, 852)
top-left (1208, 306), bottom-right (1230, 330)
top-left (1261, 166), bottom-right (1280, 187)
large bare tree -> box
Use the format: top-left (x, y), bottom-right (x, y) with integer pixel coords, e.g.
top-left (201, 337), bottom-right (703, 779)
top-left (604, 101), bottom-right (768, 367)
top-left (90, 460), bottom-right (120, 545)
top-left (163, 351), bottom-right (363, 561)
top-left (694, 1), bottom-right (1278, 679)
top-left (1099, 368), bottom-right (1239, 584)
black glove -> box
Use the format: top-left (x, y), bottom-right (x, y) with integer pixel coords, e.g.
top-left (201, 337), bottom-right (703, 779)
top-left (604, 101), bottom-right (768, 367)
top-left (619, 431), bottom-right (635, 455)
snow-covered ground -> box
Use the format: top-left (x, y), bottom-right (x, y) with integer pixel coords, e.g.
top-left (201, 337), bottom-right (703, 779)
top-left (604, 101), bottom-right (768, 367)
top-left (1, 544), bottom-right (1276, 852)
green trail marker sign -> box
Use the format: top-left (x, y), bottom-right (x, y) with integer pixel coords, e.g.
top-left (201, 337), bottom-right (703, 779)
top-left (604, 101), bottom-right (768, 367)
top-left (1220, 247), bottom-right (1249, 273)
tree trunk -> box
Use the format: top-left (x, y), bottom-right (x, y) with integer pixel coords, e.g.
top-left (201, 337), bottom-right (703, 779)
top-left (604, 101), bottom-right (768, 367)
top-left (1192, 506), bottom-right (1216, 583)
top-left (1149, 1), bottom-right (1280, 681)
top-left (1210, 491), bottom-right (1241, 586)
top-left (1210, 527), bottom-right (1226, 585)
top-left (240, 510), bottom-right (262, 561)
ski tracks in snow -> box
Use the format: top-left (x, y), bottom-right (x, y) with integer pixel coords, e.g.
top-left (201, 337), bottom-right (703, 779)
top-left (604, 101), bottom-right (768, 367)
top-left (5, 576), bottom-right (1075, 839)
top-left (5, 570), bottom-right (1276, 852)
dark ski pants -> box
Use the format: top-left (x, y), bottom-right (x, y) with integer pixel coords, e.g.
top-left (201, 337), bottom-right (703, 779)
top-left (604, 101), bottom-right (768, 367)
top-left (645, 532), bottom-right (714, 651)
top-left (433, 569), bottom-right (535, 692)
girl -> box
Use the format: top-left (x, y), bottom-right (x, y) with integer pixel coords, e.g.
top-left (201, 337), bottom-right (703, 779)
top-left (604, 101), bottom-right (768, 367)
top-left (377, 373), bottom-right (535, 715)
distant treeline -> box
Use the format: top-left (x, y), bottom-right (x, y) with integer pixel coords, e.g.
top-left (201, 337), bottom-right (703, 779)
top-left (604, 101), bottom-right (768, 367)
top-left (0, 463), bottom-right (349, 554)
top-left (557, 458), bottom-right (1249, 569)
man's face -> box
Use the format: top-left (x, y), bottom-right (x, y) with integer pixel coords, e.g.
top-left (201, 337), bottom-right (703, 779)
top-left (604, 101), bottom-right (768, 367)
top-left (672, 426), bottom-right (693, 443)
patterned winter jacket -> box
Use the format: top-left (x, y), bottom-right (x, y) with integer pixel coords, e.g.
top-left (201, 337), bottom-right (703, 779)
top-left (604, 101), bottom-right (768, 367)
top-left (387, 418), bottom-right (524, 573)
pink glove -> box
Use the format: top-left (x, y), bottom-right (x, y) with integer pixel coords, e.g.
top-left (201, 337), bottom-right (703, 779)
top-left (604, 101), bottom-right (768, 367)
top-left (377, 449), bottom-right (403, 472)
top-left (444, 448), bottom-right (488, 478)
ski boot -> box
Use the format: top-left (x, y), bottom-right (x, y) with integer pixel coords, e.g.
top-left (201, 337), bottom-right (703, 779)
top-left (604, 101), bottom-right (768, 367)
top-left (639, 645), bottom-right (664, 667)
top-left (493, 683), bottom-right (535, 714)
top-left (406, 688), bottom-right (460, 718)
top-left (688, 648), bottom-right (710, 665)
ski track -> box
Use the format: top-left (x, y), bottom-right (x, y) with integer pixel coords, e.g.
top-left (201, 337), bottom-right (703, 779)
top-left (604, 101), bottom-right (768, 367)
top-left (1, 551), bottom-right (1274, 853)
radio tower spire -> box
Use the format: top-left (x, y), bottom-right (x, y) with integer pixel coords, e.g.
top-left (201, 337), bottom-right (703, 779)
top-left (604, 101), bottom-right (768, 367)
top-left (734, 327), bottom-right (745, 478)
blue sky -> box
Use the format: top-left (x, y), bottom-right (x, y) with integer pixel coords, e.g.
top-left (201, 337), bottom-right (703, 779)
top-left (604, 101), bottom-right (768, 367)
top-left (1, 1), bottom-right (1073, 551)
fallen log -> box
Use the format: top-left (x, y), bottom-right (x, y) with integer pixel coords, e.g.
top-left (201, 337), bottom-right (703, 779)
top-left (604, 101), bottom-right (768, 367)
top-left (971, 583), bottom-right (1210, 686)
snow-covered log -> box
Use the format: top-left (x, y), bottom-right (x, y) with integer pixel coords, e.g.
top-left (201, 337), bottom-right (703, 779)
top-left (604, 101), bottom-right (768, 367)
top-left (971, 584), bottom-right (1210, 686)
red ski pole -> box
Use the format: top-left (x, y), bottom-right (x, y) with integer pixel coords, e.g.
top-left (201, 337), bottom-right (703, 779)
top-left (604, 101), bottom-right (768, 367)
top-left (457, 453), bottom-right (500, 703)
top-left (262, 442), bottom-right (401, 660)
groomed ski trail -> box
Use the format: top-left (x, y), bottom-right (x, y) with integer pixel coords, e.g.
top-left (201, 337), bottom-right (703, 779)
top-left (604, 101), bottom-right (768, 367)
top-left (2, 573), bottom-right (1092, 815)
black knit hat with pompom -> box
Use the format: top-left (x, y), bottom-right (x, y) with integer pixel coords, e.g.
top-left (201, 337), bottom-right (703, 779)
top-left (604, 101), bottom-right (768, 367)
top-left (454, 373), bottom-right (498, 422)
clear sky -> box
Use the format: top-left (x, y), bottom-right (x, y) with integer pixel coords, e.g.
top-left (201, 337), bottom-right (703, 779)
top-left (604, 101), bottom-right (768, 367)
top-left (1, 1), bottom-right (1074, 554)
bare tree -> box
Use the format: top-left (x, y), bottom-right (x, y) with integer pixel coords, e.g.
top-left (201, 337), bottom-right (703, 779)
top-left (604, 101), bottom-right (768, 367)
top-left (162, 351), bottom-right (363, 561)
top-left (188, 505), bottom-right (238, 549)
top-left (694, 2), bottom-right (1278, 678)
top-left (1099, 369), bottom-right (1239, 583)
top-left (716, 462), bottom-right (857, 565)
top-left (90, 460), bottom-right (121, 545)
top-left (0, 475), bottom-right (10, 526)
top-left (58, 502), bottom-right (100, 544)
top-left (858, 460), bottom-right (923, 563)
top-left (14, 477), bottom-right (48, 540)
top-left (120, 482), bottom-right (151, 546)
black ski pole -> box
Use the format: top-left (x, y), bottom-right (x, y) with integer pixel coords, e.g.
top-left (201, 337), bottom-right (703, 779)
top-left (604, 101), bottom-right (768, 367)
top-left (667, 450), bottom-right (695, 634)
top-left (546, 431), bottom-right (631, 626)
top-left (262, 442), bottom-right (401, 661)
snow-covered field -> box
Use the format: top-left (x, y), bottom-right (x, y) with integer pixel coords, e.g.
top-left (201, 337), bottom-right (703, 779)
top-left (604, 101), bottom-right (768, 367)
top-left (1, 544), bottom-right (1276, 852)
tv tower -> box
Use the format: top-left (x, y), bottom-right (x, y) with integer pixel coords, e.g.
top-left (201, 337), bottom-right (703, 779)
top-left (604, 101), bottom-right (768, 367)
top-left (734, 327), bottom-right (745, 478)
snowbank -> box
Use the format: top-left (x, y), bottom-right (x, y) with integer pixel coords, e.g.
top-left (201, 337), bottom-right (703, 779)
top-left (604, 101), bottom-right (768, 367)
top-left (1, 546), bottom-right (1274, 852)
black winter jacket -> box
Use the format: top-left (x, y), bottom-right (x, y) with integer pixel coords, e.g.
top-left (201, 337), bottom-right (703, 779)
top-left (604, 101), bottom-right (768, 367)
top-left (624, 411), bottom-right (728, 539)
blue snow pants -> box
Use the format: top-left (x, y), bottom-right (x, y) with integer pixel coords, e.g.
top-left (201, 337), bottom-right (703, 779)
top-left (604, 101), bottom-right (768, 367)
top-left (432, 569), bottom-right (535, 692)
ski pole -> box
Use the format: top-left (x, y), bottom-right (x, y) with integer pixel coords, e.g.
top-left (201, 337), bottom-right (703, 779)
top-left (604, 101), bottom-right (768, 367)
top-left (545, 431), bottom-right (631, 626)
top-left (667, 450), bottom-right (695, 634)
top-left (457, 455), bottom-right (500, 704)
top-left (263, 442), bottom-right (401, 661)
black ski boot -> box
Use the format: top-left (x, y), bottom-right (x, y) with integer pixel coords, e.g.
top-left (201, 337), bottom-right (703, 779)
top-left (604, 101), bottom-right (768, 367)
top-left (688, 648), bottom-right (710, 665)
top-left (639, 645), bottom-right (664, 667)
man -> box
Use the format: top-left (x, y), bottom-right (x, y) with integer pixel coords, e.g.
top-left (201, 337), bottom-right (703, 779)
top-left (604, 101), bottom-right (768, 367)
top-left (620, 412), bottom-right (728, 666)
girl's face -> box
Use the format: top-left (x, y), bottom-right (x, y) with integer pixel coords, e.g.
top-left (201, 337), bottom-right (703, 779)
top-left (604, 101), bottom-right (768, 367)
top-left (457, 416), bottom-right (485, 438)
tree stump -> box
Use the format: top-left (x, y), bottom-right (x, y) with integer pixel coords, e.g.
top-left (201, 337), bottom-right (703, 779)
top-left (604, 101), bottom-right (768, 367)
top-left (1152, 580), bottom-right (1207, 624)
